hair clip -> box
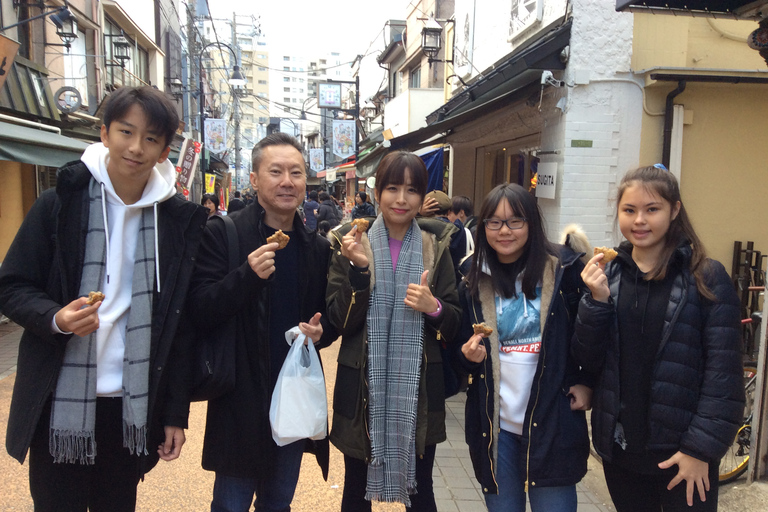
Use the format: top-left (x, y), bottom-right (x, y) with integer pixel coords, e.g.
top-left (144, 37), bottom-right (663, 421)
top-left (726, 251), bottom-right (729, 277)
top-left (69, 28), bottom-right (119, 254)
top-left (653, 163), bottom-right (668, 171)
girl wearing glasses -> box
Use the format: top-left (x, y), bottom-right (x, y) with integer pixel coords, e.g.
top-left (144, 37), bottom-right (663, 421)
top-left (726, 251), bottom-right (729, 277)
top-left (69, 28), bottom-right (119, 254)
top-left (573, 166), bottom-right (742, 511)
top-left (457, 183), bottom-right (593, 512)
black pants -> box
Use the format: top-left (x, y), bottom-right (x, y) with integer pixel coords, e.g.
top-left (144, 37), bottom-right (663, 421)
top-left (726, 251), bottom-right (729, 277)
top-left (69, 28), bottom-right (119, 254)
top-left (29, 397), bottom-right (141, 512)
top-left (341, 444), bottom-right (437, 512)
top-left (603, 458), bottom-right (719, 512)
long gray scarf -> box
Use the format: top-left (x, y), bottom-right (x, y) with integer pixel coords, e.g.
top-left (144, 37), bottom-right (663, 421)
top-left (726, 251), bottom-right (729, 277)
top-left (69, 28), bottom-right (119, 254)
top-left (365, 216), bottom-right (424, 506)
top-left (50, 179), bottom-right (154, 464)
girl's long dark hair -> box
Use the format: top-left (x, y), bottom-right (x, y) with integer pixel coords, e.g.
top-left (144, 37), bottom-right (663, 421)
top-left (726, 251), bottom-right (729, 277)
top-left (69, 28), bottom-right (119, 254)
top-left (466, 183), bottom-right (557, 300)
top-left (617, 166), bottom-right (714, 300)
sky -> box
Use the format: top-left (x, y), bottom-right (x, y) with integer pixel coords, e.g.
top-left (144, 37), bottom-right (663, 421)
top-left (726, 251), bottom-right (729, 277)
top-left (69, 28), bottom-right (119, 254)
top-left (203, 0), bottom-right (410, 59)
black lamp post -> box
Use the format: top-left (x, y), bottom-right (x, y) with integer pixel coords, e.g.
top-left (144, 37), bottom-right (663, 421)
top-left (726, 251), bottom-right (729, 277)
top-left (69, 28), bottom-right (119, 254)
top-left (198, 42), bottom-right (246, 176)
top-left (0, 4), bottom-right (78, 51)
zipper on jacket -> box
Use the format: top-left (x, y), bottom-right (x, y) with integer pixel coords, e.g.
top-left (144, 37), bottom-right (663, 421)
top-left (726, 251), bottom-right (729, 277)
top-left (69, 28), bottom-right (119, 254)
top-left (484, 353), bottom-right (498, 492)
top-left (343, 291), bottom-right (356, 329)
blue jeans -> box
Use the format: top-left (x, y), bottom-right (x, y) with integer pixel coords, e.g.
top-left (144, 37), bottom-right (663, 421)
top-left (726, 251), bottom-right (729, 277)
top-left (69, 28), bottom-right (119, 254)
top-left (485, 429), bottom-right (577, 512)
top-left (210, 440), bottom-right (305, 512)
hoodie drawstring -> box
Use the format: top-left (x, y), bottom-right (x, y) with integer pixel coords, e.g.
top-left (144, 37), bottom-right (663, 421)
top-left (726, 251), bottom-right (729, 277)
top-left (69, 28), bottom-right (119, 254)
top-left (154, 202), bottom-right (161, 293)
top-left (101, 182), bottom-right (111, 285)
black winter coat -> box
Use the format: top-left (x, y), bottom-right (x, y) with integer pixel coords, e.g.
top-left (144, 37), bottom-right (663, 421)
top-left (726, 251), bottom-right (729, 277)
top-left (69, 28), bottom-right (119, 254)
top-left (316, 199), bottom-right (340, 228)
top-left (187, 199), bottom-right (337, 479)
top-left (458, 245), bottom-right (591, 493)
top-left (0, 161), bottom-right (207, 477)
top-left (572, 243), bottom-right (744, 463)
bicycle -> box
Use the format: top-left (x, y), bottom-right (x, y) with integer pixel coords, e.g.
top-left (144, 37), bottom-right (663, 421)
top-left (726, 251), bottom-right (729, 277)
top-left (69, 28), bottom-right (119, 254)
top-left (719, 362), bottom-right (757, 483)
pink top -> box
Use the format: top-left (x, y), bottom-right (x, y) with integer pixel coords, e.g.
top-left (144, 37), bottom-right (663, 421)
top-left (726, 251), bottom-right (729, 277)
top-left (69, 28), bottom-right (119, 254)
top-left (388, 237), bottom-right (441, 317)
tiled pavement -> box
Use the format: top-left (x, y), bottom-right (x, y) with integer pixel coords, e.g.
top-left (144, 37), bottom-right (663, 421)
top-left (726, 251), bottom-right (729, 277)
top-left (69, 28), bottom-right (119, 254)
top-left (0, 320), bottom-right (617, 511)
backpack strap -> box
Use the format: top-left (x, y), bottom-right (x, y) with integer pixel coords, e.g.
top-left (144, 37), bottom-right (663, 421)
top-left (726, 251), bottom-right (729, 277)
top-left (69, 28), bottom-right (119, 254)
top-left (221, 215), bottom-right (239, 272)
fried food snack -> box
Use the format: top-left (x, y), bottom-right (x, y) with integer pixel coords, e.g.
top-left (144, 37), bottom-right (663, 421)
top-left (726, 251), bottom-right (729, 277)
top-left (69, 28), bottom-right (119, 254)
top-left (351, 218), bottom-right (370, 233)
top-left (86, 291), bottom-right (105, 305)
top-left (266, 230), bottom-right (290, 250)
top-left (593, 246), bottom-right (618, 263)
top-left (472, 323), bottom-right (493, 337)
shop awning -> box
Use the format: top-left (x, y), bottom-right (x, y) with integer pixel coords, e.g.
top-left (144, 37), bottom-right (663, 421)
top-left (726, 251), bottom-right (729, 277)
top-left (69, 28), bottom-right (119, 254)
top-left (615, 1), bottom-right (765, 19)
top-left (0, 121), bottom-right (89, 167)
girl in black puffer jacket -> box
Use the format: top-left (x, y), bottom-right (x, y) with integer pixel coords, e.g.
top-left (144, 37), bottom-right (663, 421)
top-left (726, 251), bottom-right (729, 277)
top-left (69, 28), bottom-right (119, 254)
top-left (574, 165), bottom-right (743, 512)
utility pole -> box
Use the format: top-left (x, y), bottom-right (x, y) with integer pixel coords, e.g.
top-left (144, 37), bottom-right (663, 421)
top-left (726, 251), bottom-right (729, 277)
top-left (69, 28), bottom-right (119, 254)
top-left (187, 0), bottom-right (200, 198)
top-left (232, 11), bottom-right (242, 188)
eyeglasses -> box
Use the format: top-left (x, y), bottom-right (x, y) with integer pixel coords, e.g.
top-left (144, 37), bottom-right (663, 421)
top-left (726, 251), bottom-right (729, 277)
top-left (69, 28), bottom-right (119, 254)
top-left (484, 217), bottom-right (527, 231)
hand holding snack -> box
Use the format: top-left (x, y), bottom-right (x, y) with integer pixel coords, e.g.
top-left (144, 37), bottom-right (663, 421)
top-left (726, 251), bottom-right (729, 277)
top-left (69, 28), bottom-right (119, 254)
top-left (350, 218), bottom-right (369, 233)
top-left (472, 323), bottom-right (493, 337)
top-left (248, 241), bottom-right (279, 280)
top-left (593, 246), bottom-right (618, 264)
top-left (86, 291), bottom-right (105, 305)
top-left (266, 229), bottom-right (290, 250)
top-left (582, 253), bottom-right (611, 303)
top-left (341, 224), bottom-right (369, 269)
top-left (55, 295), bottom-right (102, 336)
top-left (462, 333), bottom-right (487, 363)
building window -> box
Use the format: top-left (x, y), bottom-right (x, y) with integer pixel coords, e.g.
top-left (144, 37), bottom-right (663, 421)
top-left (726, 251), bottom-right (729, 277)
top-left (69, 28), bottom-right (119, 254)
top-left (410, 67), bottom-right (421, 89)
top-left (283, 66), bottom-right (289, 71)
top-left (283, 77), bottom-right (290, 82)
top-left (284, 87), bottom-right (290, 92)
top-left (258, 67), bottom-right (267, 71)
top-left (257, 92), bottom-right (267, 98)
top-left (283, 56), bottom-right (290, 61)
top-left (257, 54), bottom-right (267, 59)
top-left (284, 97), bottom-right (290, 102)
top-left (104, 18), bottom-right (149, 87)
top-left (258, 80), bottom-right (267, 85)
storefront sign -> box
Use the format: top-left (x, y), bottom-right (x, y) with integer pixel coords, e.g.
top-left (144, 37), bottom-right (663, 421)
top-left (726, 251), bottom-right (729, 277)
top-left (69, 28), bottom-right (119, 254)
top-left (317, 82), bottom-right (342, 108)
top-left (309, 148), bottom-right (324, 172)
top-left (175, 138), bottom-right (202, 188)
top-left (534, 162), bottom-right (557, 200)
top-left (205, 173), bottom-right (216, 194)
top-left (326, 169), bottom-right (337, 182)
top-left (332, 120), bottom-right (356, 159)
top-left (204, 118), bottom-right (227, 154)
top-left (0, 34), bottom-right (21, 91)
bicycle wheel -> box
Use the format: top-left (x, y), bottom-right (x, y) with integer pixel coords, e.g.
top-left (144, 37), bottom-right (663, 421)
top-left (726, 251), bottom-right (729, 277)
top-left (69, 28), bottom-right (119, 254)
top-left (719, 424), bottom-right (751, 484)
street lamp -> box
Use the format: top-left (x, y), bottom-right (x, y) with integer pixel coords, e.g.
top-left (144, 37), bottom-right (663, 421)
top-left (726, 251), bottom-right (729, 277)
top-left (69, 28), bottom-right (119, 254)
top-left (420, 17), bottom-right (455, 64)
top-left (1, 4), bottom-right (78, 51)
top-left (198, 41), bottom-right (246, 170)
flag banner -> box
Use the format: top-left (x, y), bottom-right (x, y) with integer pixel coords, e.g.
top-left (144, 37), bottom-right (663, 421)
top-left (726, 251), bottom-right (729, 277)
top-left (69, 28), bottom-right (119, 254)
top-left (175, 138), bottom-right (202, 188)
top-left (204, 118), bottom-right (227, 154)
top-left (205, 173), bottom-right (216, 194)
top-left (332, 120), bottom-right (356, 159)
top-left (309, 148), bottom-right (324, 172)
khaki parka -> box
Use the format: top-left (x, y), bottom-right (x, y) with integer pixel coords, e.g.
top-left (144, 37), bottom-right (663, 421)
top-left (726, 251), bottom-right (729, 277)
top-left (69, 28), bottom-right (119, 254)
top-left (325, 217), bottom-right (461, 462)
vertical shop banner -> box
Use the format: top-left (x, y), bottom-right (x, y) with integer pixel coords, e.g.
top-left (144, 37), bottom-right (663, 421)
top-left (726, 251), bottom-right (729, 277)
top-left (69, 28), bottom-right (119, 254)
top-left (332, 120), bottom-right (356, 159)
top-left (205, 173), bottom-right (216, 194)
top-left (204, 118), bottom-right (227, 154)
top-left (534, 162), bottom-right (557, 199)
top-left (175, 138), bottom-right (202, 188)
top-left (0, 34), bottom-right (20, 90)
top-left (309, 148), bottom-right (324, 172)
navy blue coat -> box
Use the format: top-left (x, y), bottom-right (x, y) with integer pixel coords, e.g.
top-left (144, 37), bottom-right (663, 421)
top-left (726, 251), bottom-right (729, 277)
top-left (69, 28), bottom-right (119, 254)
top-left (572, 243), bottom-right (744, 463)
top-left (458, 245), bottom-right (591, 493)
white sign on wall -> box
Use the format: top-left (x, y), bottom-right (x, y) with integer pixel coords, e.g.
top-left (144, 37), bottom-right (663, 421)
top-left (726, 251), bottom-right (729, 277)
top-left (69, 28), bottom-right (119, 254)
top-left (535, 162), bottom-right (557, 199)
top-left (509, 0), bottom-right (544, 41)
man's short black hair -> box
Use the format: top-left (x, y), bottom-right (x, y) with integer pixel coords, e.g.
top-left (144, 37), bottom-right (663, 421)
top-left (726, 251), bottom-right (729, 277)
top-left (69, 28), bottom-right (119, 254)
top-left (319, 191), bottom-right (330, 202)
top-left (103, 86), bottom-right (179, 148)
top-left (451, 195), bottom-right (474, 217)
top-left (234, 191), bottom-right (241, 198)
top-left (309, 190), bottom-right (318, 201)
top-left (251, 132), bottom-right (305, 173)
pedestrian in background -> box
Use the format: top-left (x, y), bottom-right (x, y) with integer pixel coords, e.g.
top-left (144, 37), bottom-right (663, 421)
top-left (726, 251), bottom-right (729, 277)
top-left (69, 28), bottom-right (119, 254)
top-left (317, 191), bottom-right (341, 228)
top-left (421, 190), bottom-right (468, 284)
top-left (448, 195), bottom-right (477, 234)
top-left (227, 191), bottom-right (246, 214)
top-left (187, 133), bottom-right (337, 512)
top-left (351, 191), bottom-right (375, 219)
top-left (0, 86), bottom-right (207, 512)
top-left (573, 165), bottom-right (743, 512)
top-left (304, 190), bottom-right (320, 231)
top-left (202, 193), bottom-right (220, 218)
top-left (457, 183), bottom-right (592, 512)
top-left (326, 151), bottom-right (461, 511)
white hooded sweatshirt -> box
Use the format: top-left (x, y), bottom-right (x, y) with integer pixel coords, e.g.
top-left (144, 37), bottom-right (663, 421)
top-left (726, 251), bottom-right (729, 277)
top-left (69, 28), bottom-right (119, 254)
top-left (79, 143), bottom-right (177, 396)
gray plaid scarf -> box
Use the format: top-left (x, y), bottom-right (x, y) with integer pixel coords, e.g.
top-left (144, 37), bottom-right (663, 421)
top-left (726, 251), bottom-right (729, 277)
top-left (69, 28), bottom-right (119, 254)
top-left (365, 216), bottom-right (424, 506)
top-left (50, 179), bottom-right (154, 464)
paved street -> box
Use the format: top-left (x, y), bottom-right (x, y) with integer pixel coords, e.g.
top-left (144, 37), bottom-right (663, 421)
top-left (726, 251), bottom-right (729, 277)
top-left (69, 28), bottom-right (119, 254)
top-left (0, 320), bottom-right (764, 511)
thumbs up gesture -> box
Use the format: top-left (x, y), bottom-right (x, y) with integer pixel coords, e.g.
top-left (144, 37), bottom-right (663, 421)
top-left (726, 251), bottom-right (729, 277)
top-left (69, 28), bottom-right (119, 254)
top-left (405, 270), bottom-right (439, 314)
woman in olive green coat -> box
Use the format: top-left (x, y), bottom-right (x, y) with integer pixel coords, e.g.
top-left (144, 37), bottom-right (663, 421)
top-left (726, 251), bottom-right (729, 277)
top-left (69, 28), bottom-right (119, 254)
top-left (325, 151), bottom-right (461, 512)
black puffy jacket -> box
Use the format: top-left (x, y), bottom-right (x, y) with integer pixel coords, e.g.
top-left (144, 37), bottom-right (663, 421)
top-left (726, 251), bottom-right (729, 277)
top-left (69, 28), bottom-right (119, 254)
top-left (572, 242), bottom-right (744, 463)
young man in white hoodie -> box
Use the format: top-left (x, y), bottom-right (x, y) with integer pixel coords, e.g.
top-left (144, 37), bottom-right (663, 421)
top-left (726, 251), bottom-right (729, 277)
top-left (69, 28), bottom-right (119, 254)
top-left (0, 86), bottom-right (208, 512)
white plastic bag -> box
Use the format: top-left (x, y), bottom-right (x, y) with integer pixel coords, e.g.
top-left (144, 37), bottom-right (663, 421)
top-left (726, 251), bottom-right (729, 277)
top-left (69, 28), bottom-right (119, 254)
top-left (269, 327), bottom-right (328, 446)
